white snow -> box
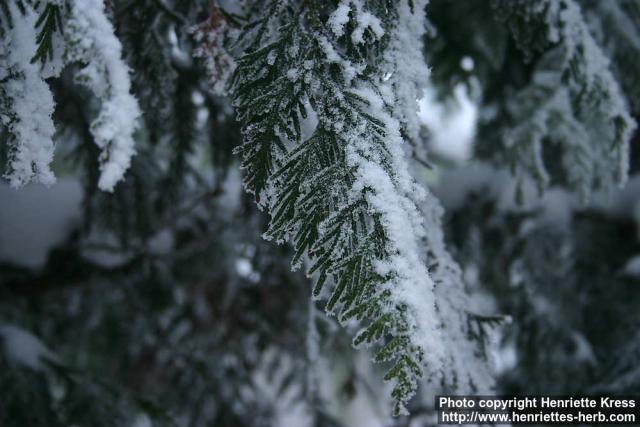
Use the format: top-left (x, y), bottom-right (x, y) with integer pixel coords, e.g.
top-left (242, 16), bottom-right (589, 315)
top-left (66, 0), bottom-right (142, 192)
top-left (418, 85), bottom-right (477, 163)
top-left (622, 255), bottom-right (640, 277)
top-left (131, 414), bottom-right (152, 427)
top-left (1, 3), bottom-right (57, 188)
top-left (0, 179), bottom-right (83, 269)
top-left (493, 342), bottom-right (517, 375)
top-left (460, 56), bottom-right (474, 71)
top-left (432, 162), bottom-right (575, 228)
top-left (318, 35), bottom-right (363, 84)
top-left (247, 349), bottom-right (312, 427)
top-left (81, 231), bottom-right (135, 268)
top-left (343, 82), bottom-right (445, 376)
top-left (328, 1), bottom-right (384, 44)
top-left (385, 0), bottom-right (431, 145)
top-left (328, 2), bottom-right (351, 37)
top-left (0, 324), bottom-right (57, 371)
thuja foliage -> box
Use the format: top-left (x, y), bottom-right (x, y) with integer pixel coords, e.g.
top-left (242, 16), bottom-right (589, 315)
top-left (0, 0), bottom-right (638, 425)
top-left (230, 1), bottom-right (449, 414)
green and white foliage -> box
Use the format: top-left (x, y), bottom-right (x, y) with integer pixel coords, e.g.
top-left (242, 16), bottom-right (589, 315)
top-left (493, 0), bottom-right (637, 200)
top-left (65, 0), bottom-right (141, 191)
top-left (0, 1), bottom-right (57, 187)
top-left (227, 0), bottom-right (452, 414)
top-left (0, 0), bottom-right (140, 191)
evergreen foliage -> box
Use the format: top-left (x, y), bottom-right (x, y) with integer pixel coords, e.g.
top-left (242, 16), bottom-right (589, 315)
top-left (229, 1), bottom-right (452, 414)
top-left (31, 2), bottom-right (62, 64)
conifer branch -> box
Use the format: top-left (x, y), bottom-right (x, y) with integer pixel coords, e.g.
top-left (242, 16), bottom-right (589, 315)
top-left (31, 2), bottom-right (62, 64)
top-left (228, 0), bottom-right (445, 414)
